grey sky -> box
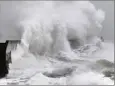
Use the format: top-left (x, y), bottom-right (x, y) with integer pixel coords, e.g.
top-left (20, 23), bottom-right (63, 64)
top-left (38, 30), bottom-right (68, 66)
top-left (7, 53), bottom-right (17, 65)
top-left (91, 1), bottom-right (114, 41)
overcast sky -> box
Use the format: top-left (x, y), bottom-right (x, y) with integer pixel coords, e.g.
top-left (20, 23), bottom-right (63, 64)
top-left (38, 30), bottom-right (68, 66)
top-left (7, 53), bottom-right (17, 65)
top-left (91, 1), bottom-right (114, 41)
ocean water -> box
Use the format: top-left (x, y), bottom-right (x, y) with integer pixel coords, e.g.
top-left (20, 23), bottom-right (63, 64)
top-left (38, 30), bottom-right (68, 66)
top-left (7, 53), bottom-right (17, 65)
top-left (0, 1), bottom-right (114, 85)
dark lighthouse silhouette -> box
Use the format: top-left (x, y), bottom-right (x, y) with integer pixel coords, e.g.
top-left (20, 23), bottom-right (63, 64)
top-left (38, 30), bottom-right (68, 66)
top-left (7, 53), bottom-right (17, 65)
top-left (0, 41), bottom-right (9, 78)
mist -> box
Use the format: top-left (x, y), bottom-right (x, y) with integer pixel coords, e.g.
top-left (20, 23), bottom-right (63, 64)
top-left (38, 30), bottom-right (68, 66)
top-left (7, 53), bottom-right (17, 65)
top-left (0, 1), bottom-right (114, 85)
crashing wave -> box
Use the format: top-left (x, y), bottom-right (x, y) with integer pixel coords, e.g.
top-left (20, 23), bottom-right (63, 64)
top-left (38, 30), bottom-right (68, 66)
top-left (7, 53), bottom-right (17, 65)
top-left (0, 1), bottom-right (114, 85)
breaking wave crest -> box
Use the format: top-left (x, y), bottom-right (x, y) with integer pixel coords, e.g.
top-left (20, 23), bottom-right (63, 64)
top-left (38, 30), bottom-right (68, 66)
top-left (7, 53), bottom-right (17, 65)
top-left (19, 1), bottom-right (105, 57)
top-left (0, 1), bottom-right (114, 85)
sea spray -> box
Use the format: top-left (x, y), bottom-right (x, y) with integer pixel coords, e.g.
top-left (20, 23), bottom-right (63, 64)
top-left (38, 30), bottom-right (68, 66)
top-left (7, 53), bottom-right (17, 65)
top-left (17, 1), bottom-right (105, 57)
top-left (0, 1), bottom-right (114, 85)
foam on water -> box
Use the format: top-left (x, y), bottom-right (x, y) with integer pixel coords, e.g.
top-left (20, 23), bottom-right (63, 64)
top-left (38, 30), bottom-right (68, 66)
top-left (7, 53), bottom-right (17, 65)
top-left (0, 1), bottom-right (114, 85)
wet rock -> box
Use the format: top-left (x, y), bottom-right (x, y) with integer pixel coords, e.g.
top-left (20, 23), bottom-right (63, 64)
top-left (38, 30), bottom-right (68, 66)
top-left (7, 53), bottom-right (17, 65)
top-left (96, 59), bottom-right (114, 68)
top-left (0, 41), bottom-right (9, 78)
top-left (102, 69), bottom-right (114, 80)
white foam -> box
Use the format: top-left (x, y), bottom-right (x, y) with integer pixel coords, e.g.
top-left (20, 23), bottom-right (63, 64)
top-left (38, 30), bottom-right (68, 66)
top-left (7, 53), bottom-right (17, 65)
top-left (0, 1), bottom-right (114, 85)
